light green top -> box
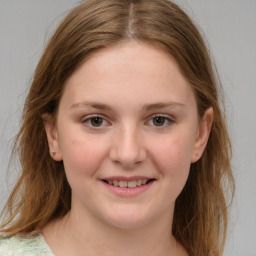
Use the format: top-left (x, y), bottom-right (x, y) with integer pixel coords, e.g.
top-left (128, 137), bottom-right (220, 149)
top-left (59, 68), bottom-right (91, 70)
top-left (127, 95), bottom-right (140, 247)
top-left (0, 233), bottom-right (54, 256)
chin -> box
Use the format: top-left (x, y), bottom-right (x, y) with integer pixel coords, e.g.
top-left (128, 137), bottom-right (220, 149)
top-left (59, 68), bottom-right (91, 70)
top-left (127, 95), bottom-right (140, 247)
top-left (100, 206), bottom-right (155, 230)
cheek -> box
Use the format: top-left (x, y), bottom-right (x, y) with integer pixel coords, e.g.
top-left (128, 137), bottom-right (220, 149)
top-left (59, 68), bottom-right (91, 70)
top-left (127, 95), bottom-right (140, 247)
top-left (58, 132), bottom-right (110, 179)
top-left (148, 131), bottom-right (195, 184)
top-left (152, 132), bottom-right (194, 163)
top-left (150, 136), bottom-right (193, 202)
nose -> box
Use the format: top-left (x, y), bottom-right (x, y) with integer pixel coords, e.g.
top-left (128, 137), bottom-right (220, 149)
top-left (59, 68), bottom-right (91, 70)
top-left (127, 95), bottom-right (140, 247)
top-left (109, 124), bottom-right (147, 169)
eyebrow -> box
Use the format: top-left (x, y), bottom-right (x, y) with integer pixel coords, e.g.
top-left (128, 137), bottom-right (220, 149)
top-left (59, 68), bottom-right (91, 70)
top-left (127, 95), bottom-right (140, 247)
top-left (70, 101), bottom-right (186, 111)
top-left (71, 102), bottom-right (112, 110)
top-left (142, 102), bottom-right (186, 111)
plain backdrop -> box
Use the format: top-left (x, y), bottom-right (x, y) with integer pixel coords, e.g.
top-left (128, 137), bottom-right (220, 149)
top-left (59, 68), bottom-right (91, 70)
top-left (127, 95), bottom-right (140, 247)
top-left (0, 1), bottom-right (255, 255)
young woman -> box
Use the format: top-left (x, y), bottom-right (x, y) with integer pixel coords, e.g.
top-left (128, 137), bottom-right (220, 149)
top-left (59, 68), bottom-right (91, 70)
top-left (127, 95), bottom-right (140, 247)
top-left (0, 0), bottom-right (235, 255)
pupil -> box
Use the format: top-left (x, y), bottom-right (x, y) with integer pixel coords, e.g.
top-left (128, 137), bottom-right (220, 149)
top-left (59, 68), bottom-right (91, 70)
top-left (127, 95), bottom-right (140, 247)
top-left (91, 117), bottom-right (103, 127)
top-left (153, 117), bottom-right (165, 126)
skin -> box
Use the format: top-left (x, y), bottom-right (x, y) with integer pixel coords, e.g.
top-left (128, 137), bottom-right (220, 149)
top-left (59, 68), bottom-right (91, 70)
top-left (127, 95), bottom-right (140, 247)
top-left (43, 41), bottom-right (213, 256)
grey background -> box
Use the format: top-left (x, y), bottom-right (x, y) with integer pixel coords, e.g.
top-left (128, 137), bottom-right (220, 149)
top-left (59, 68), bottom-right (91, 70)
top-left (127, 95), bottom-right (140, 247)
top-left (0, 1), bottom-right (255, 255)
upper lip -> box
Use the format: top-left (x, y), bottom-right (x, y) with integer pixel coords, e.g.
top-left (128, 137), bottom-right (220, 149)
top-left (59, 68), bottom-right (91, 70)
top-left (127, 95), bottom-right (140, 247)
top-left (101, 176), bottom-right (155, 181)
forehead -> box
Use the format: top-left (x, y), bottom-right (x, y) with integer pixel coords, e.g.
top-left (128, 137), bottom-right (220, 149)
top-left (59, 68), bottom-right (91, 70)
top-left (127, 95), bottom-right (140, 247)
top-left (60, 41), bottom-right (196, 111)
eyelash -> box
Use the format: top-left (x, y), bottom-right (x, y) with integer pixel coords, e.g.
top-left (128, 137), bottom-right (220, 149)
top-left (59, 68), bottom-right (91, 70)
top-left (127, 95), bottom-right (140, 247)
top-left (81, 114), bottom-right (174, 129)
top-left (147, 114), bottom-right (174, 127)
top-left (81, 114), bottom-right (110, 128)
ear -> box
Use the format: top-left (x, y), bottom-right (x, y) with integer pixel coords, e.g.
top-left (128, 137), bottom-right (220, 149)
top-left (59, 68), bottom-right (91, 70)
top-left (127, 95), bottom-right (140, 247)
top-left (191, 107), bottom-right (213, 163)
top-left (42, 114), bottom-right (63, 161)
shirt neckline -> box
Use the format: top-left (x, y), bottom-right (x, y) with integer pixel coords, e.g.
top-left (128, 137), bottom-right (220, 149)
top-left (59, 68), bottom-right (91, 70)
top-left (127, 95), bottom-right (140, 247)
top-left (38, 232), bottom-right (55, 255)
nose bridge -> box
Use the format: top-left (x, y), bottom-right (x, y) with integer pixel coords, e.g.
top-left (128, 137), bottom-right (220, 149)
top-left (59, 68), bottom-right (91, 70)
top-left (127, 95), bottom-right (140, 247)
top-left (109, 122), bottom-right (146, 168)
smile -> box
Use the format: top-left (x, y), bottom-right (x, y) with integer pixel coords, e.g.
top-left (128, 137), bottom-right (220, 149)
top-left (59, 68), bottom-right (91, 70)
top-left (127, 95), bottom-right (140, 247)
top-left (101, 177), bottom-right (156, 197)
top-left (103, 179), bottom-right (153, 188)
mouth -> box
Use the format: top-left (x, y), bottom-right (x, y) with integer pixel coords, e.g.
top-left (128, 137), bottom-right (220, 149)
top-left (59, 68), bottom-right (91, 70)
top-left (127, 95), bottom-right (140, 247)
top-left (102, 179), bottom-right (155, 188)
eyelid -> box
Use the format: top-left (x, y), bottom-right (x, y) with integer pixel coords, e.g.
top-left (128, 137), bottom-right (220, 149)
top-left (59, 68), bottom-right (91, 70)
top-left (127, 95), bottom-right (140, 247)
top-left (151, 113), bottom-right (174, 119)
top-left (81, 113), bottom-right (104, 121)
top-left (150, 113), bottom-right (175, 121)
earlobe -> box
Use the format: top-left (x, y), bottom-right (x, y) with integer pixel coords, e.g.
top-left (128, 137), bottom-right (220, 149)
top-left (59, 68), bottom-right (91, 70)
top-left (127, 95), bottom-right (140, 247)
top-left (42, 114), bottom-right (63, 161)
top-left (191, 107), bottom-right (213, 163)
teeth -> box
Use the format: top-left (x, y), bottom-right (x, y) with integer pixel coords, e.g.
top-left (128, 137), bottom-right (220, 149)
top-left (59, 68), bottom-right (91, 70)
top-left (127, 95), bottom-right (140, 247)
top-left (106, 179), bottom-right (150, 188)
top-left (113, 180), bottom-right (119, 186)
top-left (119, 181), bottom-right (127, 188)
top-left (128, 180), bottom-right (137, 188)
top-left (136, 180), bottom-right (142, 186)
top-left (142, 179), bottom-right (147, 185)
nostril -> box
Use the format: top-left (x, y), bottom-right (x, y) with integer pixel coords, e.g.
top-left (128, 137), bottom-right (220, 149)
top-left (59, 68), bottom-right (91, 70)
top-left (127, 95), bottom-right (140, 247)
top-left (109, 135), bottom-right (147, 168)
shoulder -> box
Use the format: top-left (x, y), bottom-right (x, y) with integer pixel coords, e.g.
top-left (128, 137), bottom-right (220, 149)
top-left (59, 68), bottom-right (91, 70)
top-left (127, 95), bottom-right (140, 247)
top-left (0, 233), bottom-right (54, 256)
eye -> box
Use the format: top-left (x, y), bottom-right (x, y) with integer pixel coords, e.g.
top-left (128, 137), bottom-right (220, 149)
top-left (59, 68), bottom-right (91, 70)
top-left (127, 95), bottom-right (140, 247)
top-left (152, 116), bottom-right (167, 126)
top-left (90, 117), bottom-right (104, 127)
top-left (82, 115), bottom-right (109, 128)
top-left (147, 115), bottom-right (174, 127)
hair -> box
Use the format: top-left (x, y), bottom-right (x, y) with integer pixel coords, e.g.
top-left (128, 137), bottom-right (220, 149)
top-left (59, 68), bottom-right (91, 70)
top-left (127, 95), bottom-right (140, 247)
top-left (0, 0), bottom-right (235, 255)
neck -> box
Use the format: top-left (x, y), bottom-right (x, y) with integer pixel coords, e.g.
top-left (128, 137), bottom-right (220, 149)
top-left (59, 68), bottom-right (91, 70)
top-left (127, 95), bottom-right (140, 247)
top-left (43, 206), bottom-right (180, 256)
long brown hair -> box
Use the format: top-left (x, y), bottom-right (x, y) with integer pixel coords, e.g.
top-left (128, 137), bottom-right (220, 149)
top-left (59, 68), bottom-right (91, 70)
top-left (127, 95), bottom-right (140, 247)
top-left (0, 0), bottom-right (235, 255)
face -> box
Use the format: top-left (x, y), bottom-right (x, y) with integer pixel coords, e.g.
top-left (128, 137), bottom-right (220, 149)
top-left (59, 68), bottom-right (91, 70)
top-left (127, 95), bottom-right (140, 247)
top-left (45, 41), bottom-right (212, 230)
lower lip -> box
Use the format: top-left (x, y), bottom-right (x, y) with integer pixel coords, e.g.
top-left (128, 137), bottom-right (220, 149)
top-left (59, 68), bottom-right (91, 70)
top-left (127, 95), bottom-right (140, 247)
top-left (101, 181), bottom-right (154, 197)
